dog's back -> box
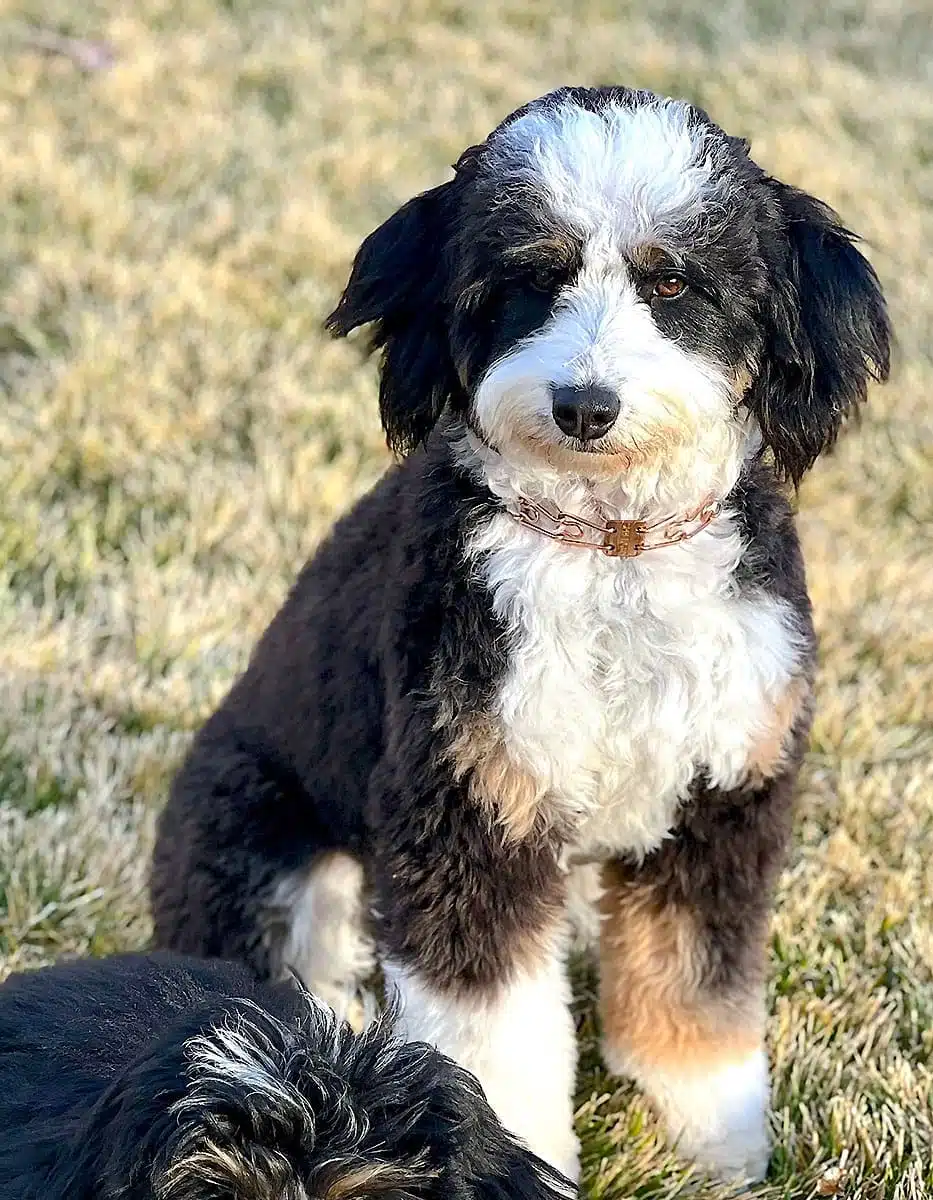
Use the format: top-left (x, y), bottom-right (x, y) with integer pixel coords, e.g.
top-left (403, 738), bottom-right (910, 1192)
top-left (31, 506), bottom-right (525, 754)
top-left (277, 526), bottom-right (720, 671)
top-left (0, 952), bottom-right (571, 1200)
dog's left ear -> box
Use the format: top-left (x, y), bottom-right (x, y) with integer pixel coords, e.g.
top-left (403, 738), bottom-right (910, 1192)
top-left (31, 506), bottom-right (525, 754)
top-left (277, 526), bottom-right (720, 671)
top-left (750, 182), bottom-right (891, 483)
top-left (326, 180), bottom-right (461, 455)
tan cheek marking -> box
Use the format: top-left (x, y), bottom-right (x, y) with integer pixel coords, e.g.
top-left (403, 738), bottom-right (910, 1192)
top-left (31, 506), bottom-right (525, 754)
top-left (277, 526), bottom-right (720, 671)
top-left (599, 874), bottom-right (763, 1072)
top-left (744, 675), bottom-right (812, 786)
top-left (731, 363), bottom-right (754, 397)
top-left (325, 1163), bottom-right (436, 1200)
top-left (157, 1143), bottom-right (289, 1197)
top-left (537, 438), bottom-right (638, 475)
top-left (532, 404), bottom-right (720, 478)
top-left (440, 714), bottom-right (548, 842)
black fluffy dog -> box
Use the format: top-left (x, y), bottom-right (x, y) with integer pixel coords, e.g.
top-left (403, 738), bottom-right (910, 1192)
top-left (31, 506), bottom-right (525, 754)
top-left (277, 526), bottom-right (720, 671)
top-left (0, 952), bottom-right (573, 1200)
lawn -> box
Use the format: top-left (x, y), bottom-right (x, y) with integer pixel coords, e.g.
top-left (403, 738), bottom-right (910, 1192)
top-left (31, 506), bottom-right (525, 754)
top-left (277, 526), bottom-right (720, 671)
top-left (0, 1), bottom-right (931, 1196)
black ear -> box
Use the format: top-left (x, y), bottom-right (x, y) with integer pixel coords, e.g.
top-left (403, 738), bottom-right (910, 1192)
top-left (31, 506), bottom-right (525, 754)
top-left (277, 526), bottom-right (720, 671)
top-left (751, 183), bottom-right (891, 484)
top-left (327, 182), bottom-right (461, 455)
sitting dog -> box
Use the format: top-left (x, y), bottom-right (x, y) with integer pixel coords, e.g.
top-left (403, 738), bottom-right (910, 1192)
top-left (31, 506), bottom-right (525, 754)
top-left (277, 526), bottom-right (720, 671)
top-left (0, 952), bottom-right (572, 1200)
top-left (151, 85), bottom-right (890, 1184)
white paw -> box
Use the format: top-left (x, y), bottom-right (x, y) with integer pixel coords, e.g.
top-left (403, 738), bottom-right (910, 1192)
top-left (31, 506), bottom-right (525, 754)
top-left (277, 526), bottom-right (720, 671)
top-left (631, 1048), bottom-right (772, 1183)
top-left (679, 1119), bottom-right (770, 1183)
top-left (317, 981), bottom-right (378, 1032)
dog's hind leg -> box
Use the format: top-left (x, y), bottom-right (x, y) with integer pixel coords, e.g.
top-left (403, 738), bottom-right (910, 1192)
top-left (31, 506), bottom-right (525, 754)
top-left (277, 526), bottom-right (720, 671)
top-left (150, 732), bottom-right (369, 1016)
top-left (268, 852), bottom-right (377, 1028)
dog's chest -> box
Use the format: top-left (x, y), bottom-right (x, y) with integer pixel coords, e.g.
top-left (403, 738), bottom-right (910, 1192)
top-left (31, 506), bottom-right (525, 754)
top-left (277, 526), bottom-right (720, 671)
top-left (474, 515), bottom-right (800, 859)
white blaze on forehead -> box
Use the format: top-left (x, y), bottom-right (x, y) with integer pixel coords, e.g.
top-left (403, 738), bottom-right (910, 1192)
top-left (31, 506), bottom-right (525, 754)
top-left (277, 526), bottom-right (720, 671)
top-left (491, 96), bottom-right (719, 247)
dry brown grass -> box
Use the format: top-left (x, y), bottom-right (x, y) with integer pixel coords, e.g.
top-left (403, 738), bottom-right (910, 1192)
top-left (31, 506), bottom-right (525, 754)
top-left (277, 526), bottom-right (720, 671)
top-left (0, 0), bottom-right (931, 1195)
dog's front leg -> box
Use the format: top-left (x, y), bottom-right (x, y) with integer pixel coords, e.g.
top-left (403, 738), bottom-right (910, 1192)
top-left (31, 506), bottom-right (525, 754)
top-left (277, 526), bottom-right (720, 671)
top-left (385, 940), bottom-right (580, 1183)
top-left (598, 773), bottom-right (796, 1184)
top-left (374, 780), bottom-right (579, 1184)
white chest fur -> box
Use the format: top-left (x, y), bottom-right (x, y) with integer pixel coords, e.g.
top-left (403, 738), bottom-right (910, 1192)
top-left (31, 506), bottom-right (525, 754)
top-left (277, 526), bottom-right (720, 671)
top-left (469, 510), bottom-right (803, 860)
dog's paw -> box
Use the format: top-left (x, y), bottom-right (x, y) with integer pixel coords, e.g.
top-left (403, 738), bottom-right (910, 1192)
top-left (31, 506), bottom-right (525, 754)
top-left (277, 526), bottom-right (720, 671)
top-left (679, 1120), bottom-right (770, 1184)
top-left (616, 1046), bottom-right (771, 1185)
top-left (661, 1049), bottom-right (771, 1184)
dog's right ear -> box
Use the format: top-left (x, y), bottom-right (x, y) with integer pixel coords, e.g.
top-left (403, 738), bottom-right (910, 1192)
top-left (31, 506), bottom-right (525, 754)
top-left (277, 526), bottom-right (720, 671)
top-left (326, 181), bottom-right (461, 455)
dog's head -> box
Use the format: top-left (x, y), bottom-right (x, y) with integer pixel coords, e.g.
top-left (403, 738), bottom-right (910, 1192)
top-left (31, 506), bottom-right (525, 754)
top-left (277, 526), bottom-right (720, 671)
top-left (155, 1002), bottom-right (573, 1200)
top-left (328, 86), bottom-right (889, 496)
top-left (54, 994), bottom-right (573, 1200)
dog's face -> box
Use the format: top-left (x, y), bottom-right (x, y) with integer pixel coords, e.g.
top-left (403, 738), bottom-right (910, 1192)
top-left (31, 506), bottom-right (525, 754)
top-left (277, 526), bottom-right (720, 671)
top-left (328, 86), bottom-right (889, 489)
top-left (453, 93), bottom-right (762, 490)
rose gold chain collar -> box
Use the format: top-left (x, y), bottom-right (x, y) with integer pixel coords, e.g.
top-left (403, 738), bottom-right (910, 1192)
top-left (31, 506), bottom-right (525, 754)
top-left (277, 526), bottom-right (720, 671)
top-left (509, 495), bottom-right (723, 558)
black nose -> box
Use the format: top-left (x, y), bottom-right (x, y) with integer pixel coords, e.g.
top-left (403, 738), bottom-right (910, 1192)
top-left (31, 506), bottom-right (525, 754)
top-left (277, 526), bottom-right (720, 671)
top-left (550, 383), bottom-right (620, 442)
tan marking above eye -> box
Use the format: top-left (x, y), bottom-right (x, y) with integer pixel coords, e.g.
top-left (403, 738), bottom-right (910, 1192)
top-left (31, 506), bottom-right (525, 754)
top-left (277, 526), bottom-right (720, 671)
top-left (502, 235), bottom-right (577, 266)
top-left (630, 244), bottom-right (669, 270)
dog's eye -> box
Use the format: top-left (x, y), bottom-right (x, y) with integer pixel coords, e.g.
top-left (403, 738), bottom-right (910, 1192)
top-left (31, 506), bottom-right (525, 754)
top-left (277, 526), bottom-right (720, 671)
top-left (527, 265), bottom-right (563, 294)
top-left (653, 275), bottom-right (688, 300)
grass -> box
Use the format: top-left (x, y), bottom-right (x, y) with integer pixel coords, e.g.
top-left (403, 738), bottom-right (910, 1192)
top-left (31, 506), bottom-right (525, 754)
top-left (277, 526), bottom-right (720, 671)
top-left (0, 0), bottom-right (931, 1195)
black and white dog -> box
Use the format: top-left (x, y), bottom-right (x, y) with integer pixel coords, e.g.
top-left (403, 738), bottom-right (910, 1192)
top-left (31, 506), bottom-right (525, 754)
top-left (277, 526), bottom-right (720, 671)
top-left (151, 86), bottom-right (890, 1184)
top-left (0, 952), bottom-right (571, 1200)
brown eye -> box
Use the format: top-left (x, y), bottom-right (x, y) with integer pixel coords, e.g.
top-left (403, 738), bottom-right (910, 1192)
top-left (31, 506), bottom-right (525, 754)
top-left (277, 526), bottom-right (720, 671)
top-left (653, 275), bottom-right (687, 299)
